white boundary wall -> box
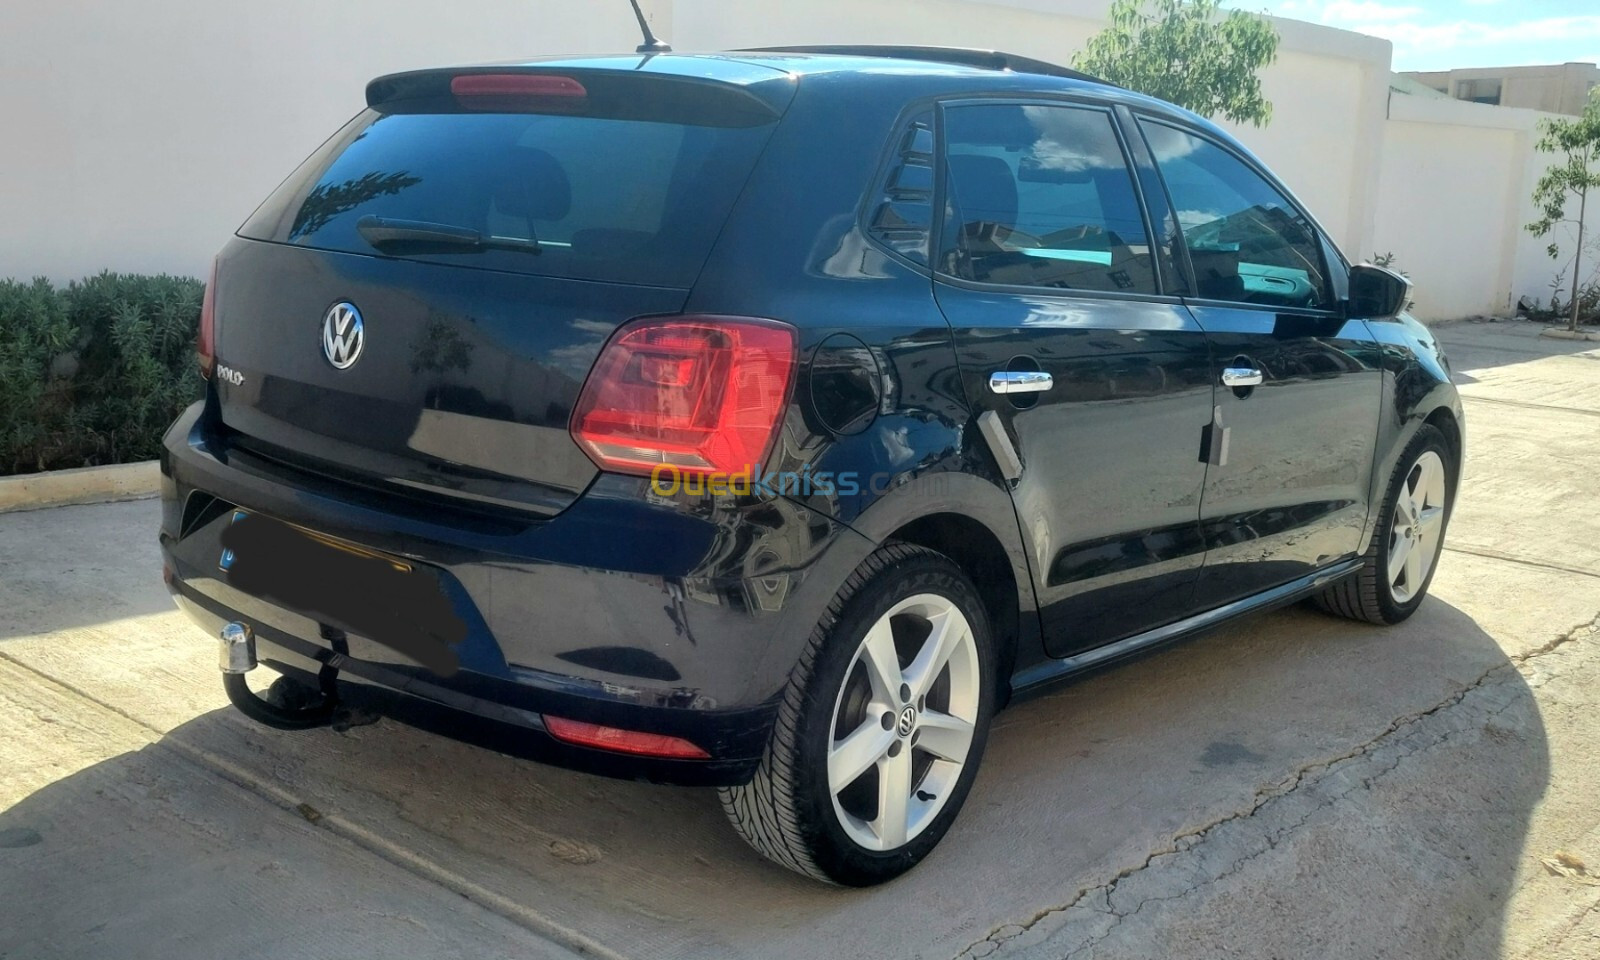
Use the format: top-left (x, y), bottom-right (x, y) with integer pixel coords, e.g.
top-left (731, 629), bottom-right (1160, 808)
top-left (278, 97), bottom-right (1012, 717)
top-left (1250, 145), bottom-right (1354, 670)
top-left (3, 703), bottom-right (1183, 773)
top-left (0, 0), bottom-right (642, 282)
top-left (1, 0), bottom-right (1590, 321)
top-left (1375, 93), bottom-right (1599, 319)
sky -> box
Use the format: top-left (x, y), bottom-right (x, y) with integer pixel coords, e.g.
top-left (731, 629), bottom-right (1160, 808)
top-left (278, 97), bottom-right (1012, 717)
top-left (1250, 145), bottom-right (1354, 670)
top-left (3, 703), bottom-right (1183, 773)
top-left (1221, 0), bottom-right (1600, 72)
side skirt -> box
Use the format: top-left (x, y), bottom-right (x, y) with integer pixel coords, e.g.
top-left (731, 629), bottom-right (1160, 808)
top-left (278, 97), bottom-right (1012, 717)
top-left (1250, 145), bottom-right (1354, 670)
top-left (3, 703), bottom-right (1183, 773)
top-left (1007, 559), bottom-right (1364, 700)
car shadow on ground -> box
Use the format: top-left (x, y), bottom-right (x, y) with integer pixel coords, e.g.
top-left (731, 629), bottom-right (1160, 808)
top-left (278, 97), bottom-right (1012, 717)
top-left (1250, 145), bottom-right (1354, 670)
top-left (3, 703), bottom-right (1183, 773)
top-left (0, 594), bottom-right (1549, 960)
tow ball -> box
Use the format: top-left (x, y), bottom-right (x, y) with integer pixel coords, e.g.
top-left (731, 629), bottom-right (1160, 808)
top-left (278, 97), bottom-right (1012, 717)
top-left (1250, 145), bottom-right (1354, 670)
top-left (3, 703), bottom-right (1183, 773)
top-left (218, 621), bottom-right (341, 730)
top-left (219, 621), bottom-right (256, 674)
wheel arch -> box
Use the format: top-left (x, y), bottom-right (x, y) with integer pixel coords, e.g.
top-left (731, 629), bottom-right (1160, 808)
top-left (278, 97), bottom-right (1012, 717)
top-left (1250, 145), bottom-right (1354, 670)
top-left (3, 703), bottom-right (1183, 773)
top-left (1359, 315), bottom-right (1465, 555)
top-left (1423, 405), bottom-right (1464, 496)
top-left (845, 471), bottom-right (1043, 707)
top-left (887, 513), bottom-right (1022, 705)
top-left (1361, 394), bottom-right (1461, 555)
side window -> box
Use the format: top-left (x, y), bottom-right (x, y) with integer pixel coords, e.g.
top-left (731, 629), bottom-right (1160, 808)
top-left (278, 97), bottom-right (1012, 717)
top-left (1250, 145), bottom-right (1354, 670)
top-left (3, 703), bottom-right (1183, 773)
top-left (867, 112), bottom-right (936, 266)
top-left (938, 103), bottom-right (1158, 295)
top-left (1139, 120), bottom-right (1330, 309)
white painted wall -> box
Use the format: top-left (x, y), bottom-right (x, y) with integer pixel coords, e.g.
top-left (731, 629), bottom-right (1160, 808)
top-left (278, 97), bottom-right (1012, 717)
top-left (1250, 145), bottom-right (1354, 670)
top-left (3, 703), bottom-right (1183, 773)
top-left (1, 0), bottom-right (1585, 321)
top-left (0, 0), bottom-right (640, 283)
top-left (1372, 93), bottom-right (1600, 320)
top-left (1374, 99), bottom-right (1526, 320)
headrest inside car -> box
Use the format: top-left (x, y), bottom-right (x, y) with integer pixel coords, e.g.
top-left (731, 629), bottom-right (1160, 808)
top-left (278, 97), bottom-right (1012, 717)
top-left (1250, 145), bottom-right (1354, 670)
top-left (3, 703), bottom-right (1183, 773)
top-left (947, 154), bottom-right (1018, 229)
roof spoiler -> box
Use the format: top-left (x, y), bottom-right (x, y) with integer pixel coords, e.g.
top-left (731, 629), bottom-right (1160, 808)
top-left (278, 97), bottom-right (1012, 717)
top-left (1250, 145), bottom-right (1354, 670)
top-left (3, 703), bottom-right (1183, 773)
top-left (364, 67), bottom-right (785, 125)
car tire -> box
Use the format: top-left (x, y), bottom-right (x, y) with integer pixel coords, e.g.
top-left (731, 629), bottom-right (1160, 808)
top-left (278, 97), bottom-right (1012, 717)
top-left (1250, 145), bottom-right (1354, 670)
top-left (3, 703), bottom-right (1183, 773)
top-left (719, 543), bottom-right (996, 885)
top-left (1314, 424), bottom-right (1455, 625)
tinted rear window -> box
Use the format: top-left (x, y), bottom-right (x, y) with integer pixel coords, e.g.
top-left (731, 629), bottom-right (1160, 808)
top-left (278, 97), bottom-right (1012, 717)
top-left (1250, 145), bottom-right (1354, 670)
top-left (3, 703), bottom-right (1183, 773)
top-left (240, 93), bottom-right (777, 287)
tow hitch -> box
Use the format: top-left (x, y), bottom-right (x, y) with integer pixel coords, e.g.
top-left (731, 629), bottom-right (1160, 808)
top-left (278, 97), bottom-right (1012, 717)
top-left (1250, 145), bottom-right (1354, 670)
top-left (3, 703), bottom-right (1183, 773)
top-left (219, 621), bottom-right (341, 730)
top-left (219, 621), bottom-right (256, 674)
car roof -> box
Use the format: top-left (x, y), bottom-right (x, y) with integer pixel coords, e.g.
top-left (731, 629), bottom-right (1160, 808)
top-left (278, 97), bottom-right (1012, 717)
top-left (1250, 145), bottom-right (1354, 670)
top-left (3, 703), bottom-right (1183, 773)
top-left (371, 48), bottom-right (1210, 132)
top-left (567, 49), bottom-right (1195, 116)
top-left (457, 49), bottom-right (1141, 93)
top-left (737, 45), bottom-right (1110, 83)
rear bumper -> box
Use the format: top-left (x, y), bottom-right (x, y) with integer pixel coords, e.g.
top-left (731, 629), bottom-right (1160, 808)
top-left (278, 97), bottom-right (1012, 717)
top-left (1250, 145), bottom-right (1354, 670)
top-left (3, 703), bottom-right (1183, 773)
top-left (160, 401), bottom-right (875, 786)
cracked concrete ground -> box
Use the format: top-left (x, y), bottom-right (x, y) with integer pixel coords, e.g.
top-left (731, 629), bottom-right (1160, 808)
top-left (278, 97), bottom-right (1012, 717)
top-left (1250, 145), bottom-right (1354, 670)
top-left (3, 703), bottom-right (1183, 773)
top-left (961, 615), bottom-right (1600, 960)
top-left (2, 320), bottom-right (1598, 960)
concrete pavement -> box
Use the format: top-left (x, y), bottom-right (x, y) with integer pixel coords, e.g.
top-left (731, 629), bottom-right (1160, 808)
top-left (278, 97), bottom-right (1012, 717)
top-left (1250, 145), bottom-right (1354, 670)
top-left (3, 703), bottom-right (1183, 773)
top-left (2, 319), bottom-right (1597, 959)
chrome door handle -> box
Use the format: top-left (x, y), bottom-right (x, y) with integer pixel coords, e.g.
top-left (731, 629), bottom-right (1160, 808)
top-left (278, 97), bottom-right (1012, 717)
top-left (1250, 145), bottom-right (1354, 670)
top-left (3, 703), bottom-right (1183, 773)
top-left (989, 371), bottom-right (1053, 394)
top-left (1220, 367), bottom-right (1263, 388)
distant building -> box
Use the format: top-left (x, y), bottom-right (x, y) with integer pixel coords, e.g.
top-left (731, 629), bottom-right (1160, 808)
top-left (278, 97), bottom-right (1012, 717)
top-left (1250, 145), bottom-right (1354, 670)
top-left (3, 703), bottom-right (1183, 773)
top-left (1400, 62), bottom-right (1598, 115)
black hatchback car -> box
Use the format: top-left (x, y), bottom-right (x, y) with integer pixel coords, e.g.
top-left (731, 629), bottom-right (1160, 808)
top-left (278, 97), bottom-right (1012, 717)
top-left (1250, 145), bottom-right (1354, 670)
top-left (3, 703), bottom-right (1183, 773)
top-left (161, 46), bottom-right (1461, 885)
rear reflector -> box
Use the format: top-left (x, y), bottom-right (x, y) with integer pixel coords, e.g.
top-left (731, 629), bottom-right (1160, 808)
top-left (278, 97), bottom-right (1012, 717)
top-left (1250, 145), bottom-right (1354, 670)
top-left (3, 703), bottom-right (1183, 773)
top-left (197, 257), bottom-right (218, 379)
top-left (450, 74), bottom-right (587, 98)
top-left (570, 316), bottom-right (796, 479)
top-left (543, 715), bottom-right (710, 759)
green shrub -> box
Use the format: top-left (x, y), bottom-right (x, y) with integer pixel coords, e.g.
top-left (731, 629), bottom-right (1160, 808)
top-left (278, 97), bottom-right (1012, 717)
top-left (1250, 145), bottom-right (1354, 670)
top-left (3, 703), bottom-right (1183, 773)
top-left (0, 272), bottom-right (204, 475)
top-left (0, 278), bottom-right (79, 474)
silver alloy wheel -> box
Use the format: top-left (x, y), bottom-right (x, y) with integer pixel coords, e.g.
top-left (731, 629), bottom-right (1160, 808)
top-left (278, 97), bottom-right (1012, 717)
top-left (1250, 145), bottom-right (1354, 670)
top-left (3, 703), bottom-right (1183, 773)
top-left (826, 593), bottom-right (981, 852)
top-left (1388, 449), bottom-right (1447, 604)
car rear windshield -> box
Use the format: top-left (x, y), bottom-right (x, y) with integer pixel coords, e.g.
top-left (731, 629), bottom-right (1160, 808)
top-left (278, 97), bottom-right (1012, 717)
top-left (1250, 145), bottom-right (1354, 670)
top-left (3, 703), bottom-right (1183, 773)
top-left (238, 81), bottom-right (778, 287)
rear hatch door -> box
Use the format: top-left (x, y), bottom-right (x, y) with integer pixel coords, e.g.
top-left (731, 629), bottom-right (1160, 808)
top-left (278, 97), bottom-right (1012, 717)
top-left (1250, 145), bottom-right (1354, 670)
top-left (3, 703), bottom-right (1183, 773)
top-left (216, 64), bottom-right (792, 517)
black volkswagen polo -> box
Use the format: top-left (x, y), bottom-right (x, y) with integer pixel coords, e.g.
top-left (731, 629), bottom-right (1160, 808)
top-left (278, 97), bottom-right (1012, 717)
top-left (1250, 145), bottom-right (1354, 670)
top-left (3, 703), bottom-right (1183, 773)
top-left (160, 46), bottom-right (1462, 885)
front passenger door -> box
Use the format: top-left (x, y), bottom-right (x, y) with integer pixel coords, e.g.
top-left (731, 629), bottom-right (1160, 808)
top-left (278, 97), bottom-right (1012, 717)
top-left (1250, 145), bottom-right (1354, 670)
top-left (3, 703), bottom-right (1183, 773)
top-left (1137, 118), bottom-right (1382, 605)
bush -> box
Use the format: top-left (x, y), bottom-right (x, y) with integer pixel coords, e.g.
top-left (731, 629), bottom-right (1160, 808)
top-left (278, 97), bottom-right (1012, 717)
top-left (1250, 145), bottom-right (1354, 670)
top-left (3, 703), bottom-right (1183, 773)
top-left (1526, 266), bottom-right (1600, 325)
top-left (0, 272), bottom-right (204, 476)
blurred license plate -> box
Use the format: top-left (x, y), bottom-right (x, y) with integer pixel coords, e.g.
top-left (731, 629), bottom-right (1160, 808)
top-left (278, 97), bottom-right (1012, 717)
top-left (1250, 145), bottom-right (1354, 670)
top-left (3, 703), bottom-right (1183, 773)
top-left (218, 511), bottom-right (464, 676)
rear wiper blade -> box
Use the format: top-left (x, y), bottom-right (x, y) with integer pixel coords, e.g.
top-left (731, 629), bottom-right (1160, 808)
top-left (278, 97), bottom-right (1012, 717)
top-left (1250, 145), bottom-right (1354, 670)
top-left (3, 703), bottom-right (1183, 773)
top-left (356, 216), bottom-right (541, 255)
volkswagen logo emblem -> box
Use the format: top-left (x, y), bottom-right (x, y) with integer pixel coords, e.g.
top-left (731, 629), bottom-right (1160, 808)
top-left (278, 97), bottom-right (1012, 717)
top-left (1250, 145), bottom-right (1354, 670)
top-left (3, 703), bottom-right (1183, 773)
top-left (322, 301), bottom-right (364, 369)
top-left (896, 705), bottom-right (917, 738)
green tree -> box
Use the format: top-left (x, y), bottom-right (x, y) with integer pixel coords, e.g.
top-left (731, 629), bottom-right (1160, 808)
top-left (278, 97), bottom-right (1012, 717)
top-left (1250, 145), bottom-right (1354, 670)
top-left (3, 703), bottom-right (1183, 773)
top-left (1073, 0), bottom-right (1279, 127)
top-left (1526, 92), bottom-right (1600, 332)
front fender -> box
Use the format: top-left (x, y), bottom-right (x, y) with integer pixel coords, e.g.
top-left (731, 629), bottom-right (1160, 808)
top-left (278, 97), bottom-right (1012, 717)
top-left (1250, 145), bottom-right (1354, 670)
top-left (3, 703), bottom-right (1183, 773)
top-left (1360, 314), bottom-right (1464, 552)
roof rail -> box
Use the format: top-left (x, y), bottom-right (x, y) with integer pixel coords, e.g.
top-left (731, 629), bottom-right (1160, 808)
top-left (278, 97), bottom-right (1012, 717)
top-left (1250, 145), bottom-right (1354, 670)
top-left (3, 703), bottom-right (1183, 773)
top-left (738, 45), bottom-right (1114, 86)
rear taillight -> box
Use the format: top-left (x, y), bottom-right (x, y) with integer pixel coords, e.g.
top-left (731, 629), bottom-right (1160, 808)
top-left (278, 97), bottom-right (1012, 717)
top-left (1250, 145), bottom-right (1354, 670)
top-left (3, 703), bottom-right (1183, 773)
top-left (571, 316), bottom-right (796, 479)
top-left (197, 257), bottom-right (218, 379)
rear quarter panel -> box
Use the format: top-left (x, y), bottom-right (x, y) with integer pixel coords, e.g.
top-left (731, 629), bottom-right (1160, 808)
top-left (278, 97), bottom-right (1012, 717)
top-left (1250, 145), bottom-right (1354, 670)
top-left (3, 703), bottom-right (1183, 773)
top-left (686, 71), bottom-right (1045, 679)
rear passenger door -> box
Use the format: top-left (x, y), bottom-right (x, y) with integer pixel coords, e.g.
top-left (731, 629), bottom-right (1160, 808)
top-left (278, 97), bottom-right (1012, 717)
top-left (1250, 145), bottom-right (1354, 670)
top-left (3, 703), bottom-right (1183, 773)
top-left (1135, 118), bottom-right (1382, 604)
top-left (932, 99), bottom-right (1216, 658)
